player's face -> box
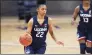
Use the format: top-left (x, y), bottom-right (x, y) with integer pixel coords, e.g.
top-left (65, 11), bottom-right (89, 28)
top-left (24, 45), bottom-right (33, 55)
top-left (83, 0), bottom-right (90, 4)
top-left (37, 5), bottom-right (47, 16)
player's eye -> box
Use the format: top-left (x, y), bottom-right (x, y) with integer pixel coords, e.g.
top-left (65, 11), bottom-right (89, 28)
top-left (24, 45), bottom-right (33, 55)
top-left (41, 8), bottom-right (45, 10)
top-left (41, 8), bottom-right (47, 11)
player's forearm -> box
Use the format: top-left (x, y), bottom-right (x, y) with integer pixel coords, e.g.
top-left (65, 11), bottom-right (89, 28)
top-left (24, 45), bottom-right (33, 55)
top-left (52, 35), bottom-right (57, 42)
top-left (72, 6), bottom-right (79, 21)
top-left (26, 31), bottom-right (30, 34)
top-left (72, 11), bottom-right (78, 21)
top-left (72, 17), bottom-right (77, 21)
top-left (50, 32), bottom-right (57, 42)
top-left (26, 29), bottom-right (31, 35)
top-left (72, 14), bottom-right (78, 21)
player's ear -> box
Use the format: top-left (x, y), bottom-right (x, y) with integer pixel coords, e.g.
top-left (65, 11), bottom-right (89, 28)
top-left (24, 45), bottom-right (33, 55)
top-left (36, 8), bottom-right (39, 12)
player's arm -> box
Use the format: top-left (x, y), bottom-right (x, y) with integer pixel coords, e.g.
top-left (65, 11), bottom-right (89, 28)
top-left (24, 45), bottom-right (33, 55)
top-left (48, 18), bottom-right (56, 42)
top-left (71, 6), bottom-right (79, 25)
top-left (48, 18), bottom-right (64, 46)
top-left (26, 18), bottom-right (33, 35)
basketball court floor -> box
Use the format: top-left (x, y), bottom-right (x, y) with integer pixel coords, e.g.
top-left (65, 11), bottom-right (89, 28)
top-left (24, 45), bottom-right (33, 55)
top-left (1, 15), bottom-right (80, 54)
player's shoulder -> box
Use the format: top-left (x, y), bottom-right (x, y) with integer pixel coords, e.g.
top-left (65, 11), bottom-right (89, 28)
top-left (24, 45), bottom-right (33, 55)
top-left (48, 17), bottom-right (53, 25)
top-left (44, 15), bottom-right (52, 21)
top-left (75, 5), bottom-right (80, 10)
top-left (29, 16), bottom-right (37, 22)
top-left (28, 18), bottom-right (33, 24)
top-left (75, 3), bottom-right (83, 9)
top-left (74, 5), bottom-right (80, 12)
top-left (48, 17), bottom-right (52, 21)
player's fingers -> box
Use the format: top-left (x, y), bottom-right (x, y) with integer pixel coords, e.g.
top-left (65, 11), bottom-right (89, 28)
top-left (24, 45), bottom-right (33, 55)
top-left (58, 42), bottom-right (64, 46)
top-left (59, 42), bottom-right (64, 46)
top-left (61, 43), bottom-right (64, 46)
top-left (72, 22), bottom-right (75, 25)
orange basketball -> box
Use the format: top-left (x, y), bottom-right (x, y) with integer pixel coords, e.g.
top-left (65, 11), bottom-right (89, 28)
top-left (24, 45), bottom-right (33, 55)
top-left (19, 33), bottom-right (32, 46)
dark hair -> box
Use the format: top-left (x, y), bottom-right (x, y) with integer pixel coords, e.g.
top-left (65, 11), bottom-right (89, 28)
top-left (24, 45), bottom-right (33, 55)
top-left (37, 0), bottom-right (46, 4)
top-left (36, 4), bottom-right (46, 9)
top-left (82, 0), bottom-right (90, 1)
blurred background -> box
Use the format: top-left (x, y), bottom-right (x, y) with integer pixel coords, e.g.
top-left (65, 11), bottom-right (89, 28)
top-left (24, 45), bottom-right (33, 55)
top-left (1, 0), bottom-right (81, 16)
top-left (1, 0), bottom-right (91, 54)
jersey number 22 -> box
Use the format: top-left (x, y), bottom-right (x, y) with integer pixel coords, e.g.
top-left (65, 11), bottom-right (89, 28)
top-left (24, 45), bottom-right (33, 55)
top-left (36, 32), bottom-right (44, 37)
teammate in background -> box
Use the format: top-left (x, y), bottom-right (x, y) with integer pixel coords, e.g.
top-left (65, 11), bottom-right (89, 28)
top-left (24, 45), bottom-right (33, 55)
top-left (71, 0), bottom-right (92, 54)
top-left (24, 4), bottom-right (64, 54)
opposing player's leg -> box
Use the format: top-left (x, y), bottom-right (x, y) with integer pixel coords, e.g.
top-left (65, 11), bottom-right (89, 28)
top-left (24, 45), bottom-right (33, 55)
top-left (35, 46), bottom-right (46, 54)
top-left (86, 32), bottom-right (92, 54)
top-left (77, 31), bottom-right (86, 54)
top-left (24, 46), bottom-right (34, 54)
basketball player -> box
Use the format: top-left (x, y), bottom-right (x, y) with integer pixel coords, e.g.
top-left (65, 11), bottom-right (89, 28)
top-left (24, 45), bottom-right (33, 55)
top-left (24, 4), bottom-right (64, 54)
top-left (71, 0), bottom-right (92, 54)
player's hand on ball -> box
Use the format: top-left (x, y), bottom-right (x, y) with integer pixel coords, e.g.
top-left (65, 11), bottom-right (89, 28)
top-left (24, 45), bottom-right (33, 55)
top-left (23, 32), bottom-right (30, 36)
top-left (22, 33), bottom-right (31, 38)
top-left (19, 32), bottom-right (32, 46)
top-left (56, 41), bottom-right (64, 46)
